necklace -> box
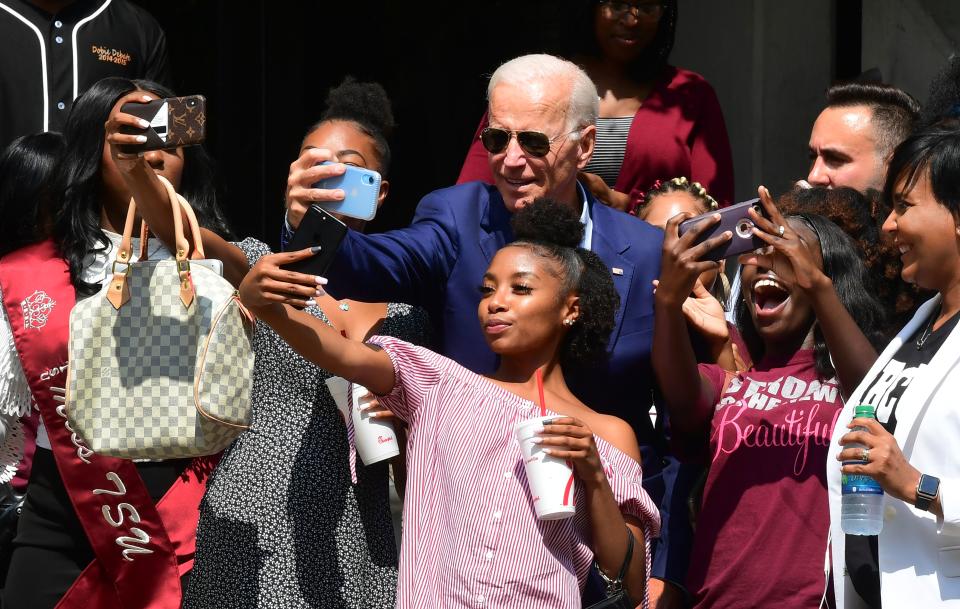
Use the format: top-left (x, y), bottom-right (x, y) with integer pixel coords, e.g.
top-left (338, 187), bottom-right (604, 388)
top-left (916, 305), bottom-right (942, 350)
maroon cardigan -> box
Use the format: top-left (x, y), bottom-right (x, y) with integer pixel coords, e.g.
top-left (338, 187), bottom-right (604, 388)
top-left (456, 66), bottom-right (735, 208)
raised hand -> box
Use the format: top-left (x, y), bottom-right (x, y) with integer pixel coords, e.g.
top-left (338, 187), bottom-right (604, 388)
top-left (656, 212), bottom-right (730, 309)
top-left (742, 185), bottom-right (830, 293)
top-left (285, 149), bottom-right (347, 230)
top-left (238, 248), bottom-right (328, 311)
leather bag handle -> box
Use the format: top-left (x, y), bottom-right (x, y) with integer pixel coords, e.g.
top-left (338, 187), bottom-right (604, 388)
top-left (106, 175), bottom-right (202, 309)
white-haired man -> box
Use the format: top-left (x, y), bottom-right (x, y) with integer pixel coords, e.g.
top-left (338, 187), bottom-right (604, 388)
top-left (286, 54), bottom-right (675, 599)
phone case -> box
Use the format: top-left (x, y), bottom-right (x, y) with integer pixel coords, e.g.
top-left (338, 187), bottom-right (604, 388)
top-left (677, 198), bottom-right (766, 261)
top-left (313, 162), bottom-right (380, 221)
top-left (118, 95), bottom-right (206, 153)
top-left (282, 205), bottom-right (349, 276)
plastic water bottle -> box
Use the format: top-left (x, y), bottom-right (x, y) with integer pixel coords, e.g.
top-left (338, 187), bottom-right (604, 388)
top-left (841, 404), bottom-right (884, 535)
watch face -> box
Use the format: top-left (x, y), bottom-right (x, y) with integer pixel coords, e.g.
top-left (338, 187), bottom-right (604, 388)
top-left (919, 474), bottom-right (940, 498)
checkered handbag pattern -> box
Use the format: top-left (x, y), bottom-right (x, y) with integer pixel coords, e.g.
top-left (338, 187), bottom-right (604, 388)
top-left (66, 261), bottom-right (253, 459)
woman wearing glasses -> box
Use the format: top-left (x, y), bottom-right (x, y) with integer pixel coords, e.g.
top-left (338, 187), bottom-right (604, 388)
top-left (457, 0), bottom-right (734, 214)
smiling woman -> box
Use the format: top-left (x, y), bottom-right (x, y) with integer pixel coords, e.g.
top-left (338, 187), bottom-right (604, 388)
top-left (651, 186), bottom-right (885, 609)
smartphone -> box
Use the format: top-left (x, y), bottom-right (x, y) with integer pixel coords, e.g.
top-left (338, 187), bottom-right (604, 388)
top-left (282, 204), bottom-right (348, 276)
top-left (312, 162), bottom-right (380, 221)
top-left (118, 95), bottom-right (206, 154)
top-left (677, 198), bottom-right (768, 261)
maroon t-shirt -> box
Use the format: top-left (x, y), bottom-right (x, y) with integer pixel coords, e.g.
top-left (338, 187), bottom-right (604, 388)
top-left (686, 350), bottom-right (842, 608)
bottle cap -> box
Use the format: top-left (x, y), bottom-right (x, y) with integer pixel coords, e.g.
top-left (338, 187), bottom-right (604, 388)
top-left (854, 404), bottom-right (876, 418)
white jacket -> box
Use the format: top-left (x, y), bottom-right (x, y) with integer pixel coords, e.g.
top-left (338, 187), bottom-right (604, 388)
top-left (828, 296), bottom-right (960, 608)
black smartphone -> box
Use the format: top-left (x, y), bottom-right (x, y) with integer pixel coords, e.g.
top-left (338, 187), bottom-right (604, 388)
top-left (677, 198), bottom-right (768, 261)
top-left (281, 205), bottom-right (348, 276)
top-left (118, 95), bottom-right (206, 154)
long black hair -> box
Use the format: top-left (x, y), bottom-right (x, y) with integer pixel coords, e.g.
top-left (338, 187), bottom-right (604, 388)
top-left (734, 213), bottom-right (887, 379)
top-left (52, 77), bottom-right (232, 295)
top-left (510, 198), bottom-right (619, 368)
top-left (0, 132), bottom-right (64, 258)
top-left (564, 0), bottom-right (678, 82)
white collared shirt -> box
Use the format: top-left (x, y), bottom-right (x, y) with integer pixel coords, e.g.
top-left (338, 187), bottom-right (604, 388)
top-left (577, 181), bottom-right (593, 251)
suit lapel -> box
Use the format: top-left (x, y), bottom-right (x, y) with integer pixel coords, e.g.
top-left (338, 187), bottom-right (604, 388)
top-left (479, 189), bottom-right (513, 264)
top-left (888, 295), bottom-right (960, 453)
top-left (589, 201), bottom-right (633, 344)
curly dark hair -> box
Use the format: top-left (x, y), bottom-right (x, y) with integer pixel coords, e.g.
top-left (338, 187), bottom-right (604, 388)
top-left (778, 186), bottom-right (923, 335)
top-left (920, 54), bottom-right (960, 129)
top-left (509, 198), bottom-right (619, 368)
top-left (309, 77), bottom-right (395, 176)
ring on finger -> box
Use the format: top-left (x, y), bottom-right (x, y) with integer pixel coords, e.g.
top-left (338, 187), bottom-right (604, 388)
top-left (778, 225), bottom-right (786, 237)
top-left (860, 447), bottom-right (870, 462)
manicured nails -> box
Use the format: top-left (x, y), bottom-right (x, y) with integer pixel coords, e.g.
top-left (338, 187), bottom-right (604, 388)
top-left (135, 135), bottom-right (147, 143)
top-left (138, 119), bottom-right (150, 128)
top-left (304, 299), bottom-right (316, 307)
top-left (310, 246), bottom-right (322, 254)
top-left (141, 95), bottom-right (152, 102)
top-left (315, 276), bottom-right (328, 285)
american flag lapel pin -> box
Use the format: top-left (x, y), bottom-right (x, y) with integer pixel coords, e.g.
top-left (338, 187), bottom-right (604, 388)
top-left (612, 267), bottom-right (624, 276)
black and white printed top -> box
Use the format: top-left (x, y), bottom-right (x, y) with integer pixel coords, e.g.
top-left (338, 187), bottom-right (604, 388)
top-left (184, 238), bottom-right (430, 609)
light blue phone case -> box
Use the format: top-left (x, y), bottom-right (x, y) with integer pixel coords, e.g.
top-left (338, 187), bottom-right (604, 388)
top-left (313, 161), bottom-right (381, 221)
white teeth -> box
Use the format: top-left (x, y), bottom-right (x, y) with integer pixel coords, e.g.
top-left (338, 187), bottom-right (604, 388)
top-left (754, 278), bottom-right (784, 291)
top-left (899, 245), bottom-right (911, 254)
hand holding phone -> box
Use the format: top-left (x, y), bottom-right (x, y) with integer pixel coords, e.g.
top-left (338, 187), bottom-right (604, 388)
top-left (117, 95), bottom-right (206, 154)
top-left (677, 198), bottom-right (768, 262)
top-left (312, 161), bottom-right (380, 221)
top-left (281, 205), bottom-right (348, 276)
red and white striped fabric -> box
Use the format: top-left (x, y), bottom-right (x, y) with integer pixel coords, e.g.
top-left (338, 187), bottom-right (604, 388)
top-left (368, 336), bottom-right (661, 609)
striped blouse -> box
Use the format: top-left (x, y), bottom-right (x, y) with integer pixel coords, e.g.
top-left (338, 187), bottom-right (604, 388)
top-left (583, 116), bottom-right (636, 187)
top-left (368, 336), bottom-right (661, 609)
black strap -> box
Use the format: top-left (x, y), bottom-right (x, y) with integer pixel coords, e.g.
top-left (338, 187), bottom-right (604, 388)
top-left (614, 528), bottom-right (635, 585)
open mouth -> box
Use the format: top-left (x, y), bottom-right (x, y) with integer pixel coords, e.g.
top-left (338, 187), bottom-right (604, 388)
top-left (752, 277), bottom-right (791, 318)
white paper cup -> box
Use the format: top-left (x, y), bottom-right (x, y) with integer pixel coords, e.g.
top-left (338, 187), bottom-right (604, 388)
top-left (350, 383), bottom-right (400, 465)
top-left (325, 376), bottom-right (400, 465)
top-left (325, 376), bottom-right (352, 421)
top-left (514, 415), bottom-right (576, 520)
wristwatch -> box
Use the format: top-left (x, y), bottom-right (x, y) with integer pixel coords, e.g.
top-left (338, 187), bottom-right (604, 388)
top-left (916, 474), bottom-right (941, 511)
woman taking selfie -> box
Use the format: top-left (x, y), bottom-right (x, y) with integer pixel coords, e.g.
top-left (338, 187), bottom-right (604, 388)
top-left (652, 187), bottom-right (885, 608)
top-left (94, 78), bottom-right (425, 607)
top-left (828, 123), bottom-right (960, 608)
top-left (0, 77), bottom-right (230, 609)
top-left (235, 198), bottom-right (660, 608)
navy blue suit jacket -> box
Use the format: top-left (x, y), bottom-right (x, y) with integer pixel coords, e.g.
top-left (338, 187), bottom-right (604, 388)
top-left (325, 182), bottom-right (687, 581)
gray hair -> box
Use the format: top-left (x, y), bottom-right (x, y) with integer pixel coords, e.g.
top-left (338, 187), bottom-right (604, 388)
top-left (487, 54), bottom-right (599, 133)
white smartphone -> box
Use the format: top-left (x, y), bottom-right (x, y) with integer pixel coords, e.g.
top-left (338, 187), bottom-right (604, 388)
top-left (312, 161), bottom-right (380, 221)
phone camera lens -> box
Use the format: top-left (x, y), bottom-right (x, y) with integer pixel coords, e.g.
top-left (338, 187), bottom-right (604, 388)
top-left (736, 219), bottom-right (754, 238)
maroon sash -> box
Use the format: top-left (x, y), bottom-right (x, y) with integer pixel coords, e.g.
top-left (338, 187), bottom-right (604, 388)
top-left (0, 240), bottom-right (217, 609)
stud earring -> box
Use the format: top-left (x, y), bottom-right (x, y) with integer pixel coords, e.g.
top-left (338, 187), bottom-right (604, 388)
top-left (563, 319), bottom-right (575, 327)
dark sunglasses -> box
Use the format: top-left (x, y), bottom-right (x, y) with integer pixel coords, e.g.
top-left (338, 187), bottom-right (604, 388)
top-left (480, 127), bottom-right (579, 157)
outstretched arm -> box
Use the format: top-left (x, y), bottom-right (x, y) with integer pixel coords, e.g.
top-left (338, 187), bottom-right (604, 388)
top-left (652, 213), bottom-right (731, 434)
top-left (104, 93), bottom-right (345, 288)
top-left (238, 248), bottom-right (396, 395)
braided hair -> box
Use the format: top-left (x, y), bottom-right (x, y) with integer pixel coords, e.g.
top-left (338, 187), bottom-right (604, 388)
top-left (509, 198), bottom-right (619, 368)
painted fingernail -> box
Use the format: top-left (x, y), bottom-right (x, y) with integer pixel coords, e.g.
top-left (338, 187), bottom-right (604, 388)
top-left (138, 119), bottom-right (150, 128)
top-left (315, 276), bottom-right (328, 285)
top-left (315, 288), bottom-right (325, 297)
top-left (135, 135), bottom-right (147, 143)
top-left (141, 95), bottom-right (152, 102)
top-left (310, 246), bottom-right (322, 254)
top-left (305, 299), bottom-right (316, 307)
top-left (542, 448), bottom-right (553, 455)
top-left (532, 437), bottom-right (543, 444)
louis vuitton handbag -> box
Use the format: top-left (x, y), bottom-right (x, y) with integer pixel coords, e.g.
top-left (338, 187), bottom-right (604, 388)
top-left (66, 175), bottom-right (253, 459)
